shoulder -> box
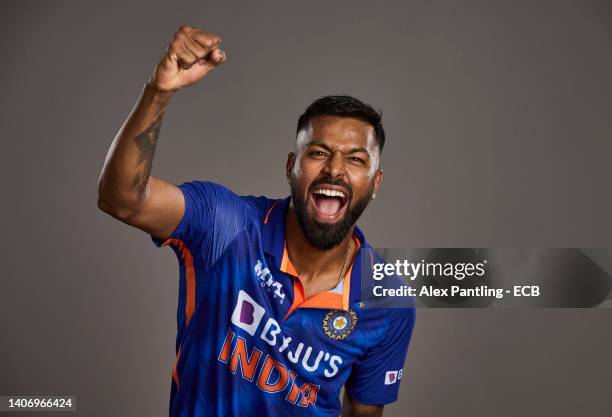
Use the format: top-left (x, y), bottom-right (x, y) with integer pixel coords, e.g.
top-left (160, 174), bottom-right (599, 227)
top-left (178, 180), bottom-right (278, 224)
top-left (359, 246), bottom-right (416, 323)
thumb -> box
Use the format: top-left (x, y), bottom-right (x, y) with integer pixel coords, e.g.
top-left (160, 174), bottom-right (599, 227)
top-left (199, 48), bottom-right (226, 71)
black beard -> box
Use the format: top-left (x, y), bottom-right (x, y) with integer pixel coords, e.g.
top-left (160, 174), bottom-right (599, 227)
top-left (289, 174), bottom-right (374, 250)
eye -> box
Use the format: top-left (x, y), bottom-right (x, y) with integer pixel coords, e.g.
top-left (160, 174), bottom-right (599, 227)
top-left (309, 151), bottom-right (327, 158)
top-left (349, 156), bottom-right (365, 164)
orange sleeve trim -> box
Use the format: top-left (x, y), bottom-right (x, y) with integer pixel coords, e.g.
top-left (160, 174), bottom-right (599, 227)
top-left (158, 238), bottom-right (172, 247)
top-left (165, 238), bottom-right (197, 327)
top-left (160, 238), bottom-right (197, 391)
top-left (172, 344), bottom-right (182, 388)
top-left (263, 200), bottom-right (281, 224)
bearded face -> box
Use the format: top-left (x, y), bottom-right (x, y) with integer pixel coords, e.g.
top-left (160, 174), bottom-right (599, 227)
top-left (287, 115), bottom-right (382, 250)
top-left (289, 172), bottom-right (375, 250)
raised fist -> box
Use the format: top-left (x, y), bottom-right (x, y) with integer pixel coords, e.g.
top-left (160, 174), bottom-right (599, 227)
top-left (148, 25), bottom-right (226, 93)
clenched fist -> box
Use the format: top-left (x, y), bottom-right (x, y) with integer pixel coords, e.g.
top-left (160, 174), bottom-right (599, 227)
top-left (148, 25), bottom-right (226, 93)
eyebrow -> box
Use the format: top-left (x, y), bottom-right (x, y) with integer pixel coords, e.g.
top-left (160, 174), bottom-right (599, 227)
top-left (307, 141), bottom-right (371, 157)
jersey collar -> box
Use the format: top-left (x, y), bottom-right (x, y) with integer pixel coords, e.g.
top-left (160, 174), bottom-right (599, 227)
top-left (262, 196), bottom-right (373, 311)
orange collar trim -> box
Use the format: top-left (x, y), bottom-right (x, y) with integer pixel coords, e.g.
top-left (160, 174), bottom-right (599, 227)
top-left (281, 235), bottom-right (361, 318)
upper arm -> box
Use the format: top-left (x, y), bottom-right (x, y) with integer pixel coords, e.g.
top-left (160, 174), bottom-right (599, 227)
top-left (113, 178), bottom-right (269, 271)
top-left (119, 176), bottom-right (186, 241)
top-left (146, 180), bottom-right (265, 272)
top-left (342, 392), bottom-right (383, 417)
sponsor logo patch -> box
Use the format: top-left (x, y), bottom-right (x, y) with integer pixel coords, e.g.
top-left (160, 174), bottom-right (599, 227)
top-left (228, 290), bottom-right (344, 378)
top-left (254, 260), bottom-right (286, 303)
top-left (231, 290), bottom-right (265, 336)
top-left (385, 370), bottom-right (399, 385)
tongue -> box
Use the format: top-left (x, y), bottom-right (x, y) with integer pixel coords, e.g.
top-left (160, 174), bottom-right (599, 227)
top-left (315, 197), bottom-right (341, 216)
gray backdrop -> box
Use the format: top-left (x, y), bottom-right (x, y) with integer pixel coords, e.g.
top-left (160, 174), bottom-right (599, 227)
top-left (1, 0), bottom-right (611, 416)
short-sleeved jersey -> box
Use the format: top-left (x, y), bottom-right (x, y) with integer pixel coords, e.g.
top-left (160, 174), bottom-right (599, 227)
top-left (151, 181), bottom-right (415, 417)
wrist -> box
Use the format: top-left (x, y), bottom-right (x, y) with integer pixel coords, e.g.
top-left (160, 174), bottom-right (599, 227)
top-left (144, 79), bottom-right (177, 100)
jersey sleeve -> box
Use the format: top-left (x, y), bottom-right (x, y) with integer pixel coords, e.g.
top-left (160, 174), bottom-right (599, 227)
top-left (345, 307), bottom-right (416, 405)
top-left (150, 181), bottom-right (255, 271)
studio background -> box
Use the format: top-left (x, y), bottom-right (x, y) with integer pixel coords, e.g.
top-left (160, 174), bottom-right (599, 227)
top-left (1, 1), bottom-right (611, 416)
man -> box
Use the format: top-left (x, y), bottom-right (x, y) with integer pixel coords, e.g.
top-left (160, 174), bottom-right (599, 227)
top-left (98, 25), bottom-right (415, 417)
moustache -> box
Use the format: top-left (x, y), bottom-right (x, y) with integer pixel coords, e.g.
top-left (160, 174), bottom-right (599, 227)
top-left (308, 177), bottom-right (353, 201)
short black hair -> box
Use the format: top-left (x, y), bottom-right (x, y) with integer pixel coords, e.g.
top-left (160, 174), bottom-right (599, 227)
top-left (296, 95), bottom-right (386, 153)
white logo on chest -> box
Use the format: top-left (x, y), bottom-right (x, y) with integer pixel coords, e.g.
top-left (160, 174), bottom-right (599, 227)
top-left (254, 260), bottom-right (286, 303)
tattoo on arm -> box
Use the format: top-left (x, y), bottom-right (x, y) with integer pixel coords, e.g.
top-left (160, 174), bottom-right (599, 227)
top-left (132, 112), bottom-right (164, 200)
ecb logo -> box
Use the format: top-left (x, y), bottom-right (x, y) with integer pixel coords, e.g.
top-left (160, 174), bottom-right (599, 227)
top-left (384, 369), bottom-right (403, 385)
top-left (322, 309), bottom-right (357, 340)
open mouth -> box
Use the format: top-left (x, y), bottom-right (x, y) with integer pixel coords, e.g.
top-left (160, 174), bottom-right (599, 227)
top-left (309, 186), bottom-right (349, 221)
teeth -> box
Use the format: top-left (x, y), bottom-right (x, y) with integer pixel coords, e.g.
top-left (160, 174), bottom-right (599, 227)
top-left (313, 189), bottom-right (346, 199)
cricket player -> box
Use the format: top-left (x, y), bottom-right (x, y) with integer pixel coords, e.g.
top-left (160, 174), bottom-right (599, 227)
top-left (98, 25), bottom-right (415, 417)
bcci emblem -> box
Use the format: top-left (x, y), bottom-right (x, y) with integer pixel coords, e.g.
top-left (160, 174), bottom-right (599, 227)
top-left (323, 309), bottom-right (358, 340)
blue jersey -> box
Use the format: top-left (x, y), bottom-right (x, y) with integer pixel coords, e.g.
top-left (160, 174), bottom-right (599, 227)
top-left (151, 181), bottom-right (415, 417)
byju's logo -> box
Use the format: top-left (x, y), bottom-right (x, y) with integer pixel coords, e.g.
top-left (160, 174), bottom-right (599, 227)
top-left (231, 290), bottom-right (265, 336)
top-left (228, 290), bottom-right (344, 378)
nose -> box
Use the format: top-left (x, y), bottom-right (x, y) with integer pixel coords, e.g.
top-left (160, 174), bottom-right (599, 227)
top-left (323, 151), bottom-right (346, 179)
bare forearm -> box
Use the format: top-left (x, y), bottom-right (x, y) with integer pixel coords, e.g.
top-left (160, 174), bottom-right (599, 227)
top-left (342, 393), bottom-right (383, 417)
top-left (98, 25), bottom-right (225, 225)
top-left (97, 83), bottom-right (172, 215)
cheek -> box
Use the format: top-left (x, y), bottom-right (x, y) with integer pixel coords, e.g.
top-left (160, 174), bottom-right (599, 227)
top-left (291, 162), bottom-right (313, 195)
top-left (292, 153), bottom-right (317, 178)
top-left (349, 174), bottom-right (376, 199)
top-left (294, 159), bottom-right (321, 182)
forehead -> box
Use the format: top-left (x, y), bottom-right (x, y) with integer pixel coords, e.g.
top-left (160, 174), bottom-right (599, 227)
top-left (297, 115), bottom-right (376, 152)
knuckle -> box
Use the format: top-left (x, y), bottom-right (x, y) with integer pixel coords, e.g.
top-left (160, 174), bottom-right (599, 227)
top-left (186, 39), bottom-right (202, 51)
top-left (178, 24), bottom-right (192, 32)
top-left (206, 36), bottom-right (218, 48)
top-left (169, 41), bottom-right (181, 52)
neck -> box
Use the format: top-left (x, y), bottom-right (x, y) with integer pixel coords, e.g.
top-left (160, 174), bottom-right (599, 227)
top-left (285, 202), bottom-right (355, 284)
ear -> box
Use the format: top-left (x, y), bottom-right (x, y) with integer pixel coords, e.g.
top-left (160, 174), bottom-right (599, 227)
top-left (286, 152), bottom-right (296, 181)
top-left (373, 168), bottom-right (383, 196)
